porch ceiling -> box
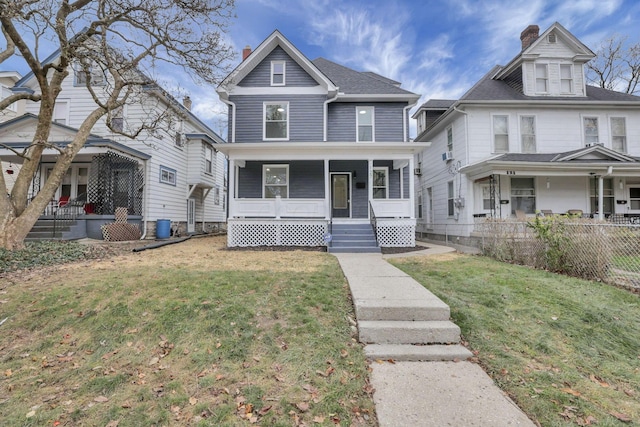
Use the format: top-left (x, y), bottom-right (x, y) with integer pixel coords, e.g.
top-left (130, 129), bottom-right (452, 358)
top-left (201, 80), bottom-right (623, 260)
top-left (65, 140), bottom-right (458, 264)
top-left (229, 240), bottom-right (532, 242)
top-left (216, 141), bottom-right (431, 160)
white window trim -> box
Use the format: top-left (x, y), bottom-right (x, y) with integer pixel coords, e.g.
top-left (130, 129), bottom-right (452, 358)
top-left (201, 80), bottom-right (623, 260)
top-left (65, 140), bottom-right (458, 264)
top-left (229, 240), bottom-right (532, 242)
top-left (262, 164), bottom-right (289, 198)
top-left (582, 115), bottom-right (600, 147)
top-left (204, 144), bottom-right (214, 175)
top-left (160, 165), bottom-right (177, 186)
top-left (372, 166), bottom-right (388, 199)
top-left (610, 116), bottom-right (627, 152)
top-left (1, 84), bottom-right (17, 112)
top-left (356, 106), bottom-right (375, 142)
top-left (263, 102), bottom-right (289, 141)
top-left (491, 114), bottom-right (509, 153)
top-left (560, 63), bottom-right (574, 94)
top-left (535, 63), bottom-right (548, 94)
top-left (271, 60), bottom-right (286, 86)
top-left (446, 126), bottom-right (453, 152)
top-left (53, 100), bottom-right (70, 125)
top-left (518, 114), bottom-right (537, 153)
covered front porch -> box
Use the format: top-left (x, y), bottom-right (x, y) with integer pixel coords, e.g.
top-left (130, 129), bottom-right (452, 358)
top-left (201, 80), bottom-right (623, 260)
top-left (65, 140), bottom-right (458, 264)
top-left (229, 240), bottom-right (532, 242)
top-left (218, 142), bottom-right (428, 248)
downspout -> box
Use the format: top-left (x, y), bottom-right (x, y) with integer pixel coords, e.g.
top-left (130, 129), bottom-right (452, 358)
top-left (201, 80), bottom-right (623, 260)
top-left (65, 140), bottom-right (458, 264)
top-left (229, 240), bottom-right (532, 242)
top-left (323, 91), bottom-right (339, 142)
top-left (452, 105), bottom-right (468, 222)
top-left (140, 158), bottom-right (150, 239)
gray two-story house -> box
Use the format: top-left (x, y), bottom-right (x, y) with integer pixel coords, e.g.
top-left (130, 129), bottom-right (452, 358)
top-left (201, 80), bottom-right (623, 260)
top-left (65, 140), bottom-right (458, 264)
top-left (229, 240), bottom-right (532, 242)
top-left (216, 30), bottom-right (427, 251)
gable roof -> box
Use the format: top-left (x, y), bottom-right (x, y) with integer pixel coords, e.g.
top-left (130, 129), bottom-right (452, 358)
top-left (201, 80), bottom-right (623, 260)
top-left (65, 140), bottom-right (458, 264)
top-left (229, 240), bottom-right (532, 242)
top-left (495, 145), bottom-right (638, 163)
top-left (217, 30), bottom-right (338, 98)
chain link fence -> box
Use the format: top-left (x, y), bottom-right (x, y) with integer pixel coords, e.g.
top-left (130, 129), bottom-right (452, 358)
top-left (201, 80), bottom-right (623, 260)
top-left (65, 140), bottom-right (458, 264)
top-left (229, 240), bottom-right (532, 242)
top-left (419, 218), bottom-right (640, 291)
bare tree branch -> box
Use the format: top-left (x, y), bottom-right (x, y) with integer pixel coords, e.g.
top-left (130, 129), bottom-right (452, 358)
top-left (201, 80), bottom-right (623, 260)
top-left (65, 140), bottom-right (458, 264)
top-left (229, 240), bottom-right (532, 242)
top-left (587, 34), bottom-right (640, 95)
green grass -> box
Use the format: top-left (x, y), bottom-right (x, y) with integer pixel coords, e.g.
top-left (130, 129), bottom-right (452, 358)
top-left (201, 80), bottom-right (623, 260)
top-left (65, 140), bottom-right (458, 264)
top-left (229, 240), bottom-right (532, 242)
top-left (0, 238), bottom-right (375, 426)
top-left (391, 254), bottom-right (640, 427)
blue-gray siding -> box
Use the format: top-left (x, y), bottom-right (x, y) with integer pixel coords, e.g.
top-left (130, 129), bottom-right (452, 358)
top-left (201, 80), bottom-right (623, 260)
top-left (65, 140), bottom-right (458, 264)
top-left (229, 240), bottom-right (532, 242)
top-left (230, 95), bottom-right (325, 142)
top-left (238, 161), bottom-right (324, 198)
top-left (327, 102), bottom-right (407, 142)
top-left (239, 47), bottom-right (318, 87)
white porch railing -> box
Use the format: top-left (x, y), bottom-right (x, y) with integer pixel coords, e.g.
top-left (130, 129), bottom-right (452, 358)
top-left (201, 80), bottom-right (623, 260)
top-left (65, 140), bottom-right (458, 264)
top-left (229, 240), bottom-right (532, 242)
top-left (231, 197), bottom-right (327, 218)
top-left (369, 199), bottom-right (411, 218)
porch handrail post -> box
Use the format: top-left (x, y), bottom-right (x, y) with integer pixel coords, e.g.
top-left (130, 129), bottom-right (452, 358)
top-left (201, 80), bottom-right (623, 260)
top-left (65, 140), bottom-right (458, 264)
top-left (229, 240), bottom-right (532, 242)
top-left (324, 159), bottom-right (330, 219)
top-left (367, 159), bottom-right (373, 219)
top-left (408, 156), bottom-right (415, 218)
top-left (275, 195), bottom-right (281, 219)
top-left (228, 159), bottom-right (236, 218)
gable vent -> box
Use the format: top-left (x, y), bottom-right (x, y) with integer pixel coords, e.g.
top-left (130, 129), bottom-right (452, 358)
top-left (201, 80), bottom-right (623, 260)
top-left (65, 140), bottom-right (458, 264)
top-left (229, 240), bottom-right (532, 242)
top-left (548, 33), bottom-right (557, 43)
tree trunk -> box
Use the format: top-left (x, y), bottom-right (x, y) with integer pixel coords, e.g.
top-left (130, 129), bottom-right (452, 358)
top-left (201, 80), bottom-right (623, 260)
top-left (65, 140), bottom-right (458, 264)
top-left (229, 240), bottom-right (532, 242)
top-left (0, 208), bottom-right (35, 251)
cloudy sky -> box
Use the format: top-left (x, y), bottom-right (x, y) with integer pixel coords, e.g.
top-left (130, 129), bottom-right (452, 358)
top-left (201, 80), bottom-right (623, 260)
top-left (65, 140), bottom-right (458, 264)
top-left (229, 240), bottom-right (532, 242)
top-left (185, 0), bottom-right (640, 137)
top-left (4, 0), bottom-right (640, 138)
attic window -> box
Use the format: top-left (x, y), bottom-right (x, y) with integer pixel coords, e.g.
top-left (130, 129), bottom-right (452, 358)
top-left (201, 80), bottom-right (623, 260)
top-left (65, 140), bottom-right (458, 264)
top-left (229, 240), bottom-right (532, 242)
top-left (548, 33), bottom-right (557, 43)
top-left (271, 61), bottom-right (285, 86)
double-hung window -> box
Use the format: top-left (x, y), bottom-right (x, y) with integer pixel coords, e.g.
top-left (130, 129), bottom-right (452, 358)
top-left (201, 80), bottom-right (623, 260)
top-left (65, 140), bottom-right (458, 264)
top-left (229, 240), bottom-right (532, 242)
top-left (535, 64), bottom-right (548, 93)
top-left (109, 106), bottom-right (124, 132)
top-left (160, 166), bottom-right (177, 186)
top-left (493, 115), bottom-right (509, 152)
top-left (510, 177), bottom-right (535, 214)
top-left (520, 116), bottom-right (536, 153)
top-left (263, 165), bottom-right (288, 198)
top-left (264, 102), bottom-right (288, 140)
top-left (446, 126), bottom-right (453, 152)
top-left (584, 117), bottom-right (599, 146)
top-left (271, 61), bottom-right (285, 86)
top-left (53, 101), bottom-right (69, 125)
top-left (611, 117), bottom-right (626, 152)
top-left (75, 63), bottom-right (105, 86)
top-left (447, 181), bottom-right (454, 216)
top-left (372, 167), bottom-right (388, 199)
top-left (357, 106), bottom-right (374, 142)
top-left (560, 64), bottom-right (573, 93)
top-left (205, 144), bottom-right (214, 174)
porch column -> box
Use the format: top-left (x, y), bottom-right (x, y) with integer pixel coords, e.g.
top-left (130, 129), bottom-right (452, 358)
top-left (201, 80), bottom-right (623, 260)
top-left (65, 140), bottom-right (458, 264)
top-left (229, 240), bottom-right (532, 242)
top-left (324, 159), bottom-right (330, 219)
top-left (368, 159), bottom-right (373, 219)
top-left (228, 159), bottom-right (236, 218)
top-left (598, 176), bottom-right (604, 220)
top-left (409, 156), bottom-right (415, 218)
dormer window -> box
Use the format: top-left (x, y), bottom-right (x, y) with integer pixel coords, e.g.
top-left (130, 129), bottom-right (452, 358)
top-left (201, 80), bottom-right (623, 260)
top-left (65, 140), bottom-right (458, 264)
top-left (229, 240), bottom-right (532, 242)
top-left (271, 61), bottom-right (285, 86)
top-left (535, 64), bottom-right (548, 93)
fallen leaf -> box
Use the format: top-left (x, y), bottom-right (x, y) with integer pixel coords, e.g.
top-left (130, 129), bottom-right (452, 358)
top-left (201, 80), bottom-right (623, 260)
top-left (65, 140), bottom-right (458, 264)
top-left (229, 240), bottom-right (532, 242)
top-left (313, 415), bottom-right (326, 423)
top-left (149, 357), bottom-right (159, 365)
top-left (340, 349), bottom-right (348, 358)
top-left (296, 402), bottom-right (310, 412)
top-left (258, 405), bottom-right (272, 415)
top-left (610, 412), bottom-right (632, 423)
top-left (105, 421), bottom-right (119, 427)
top-left (624, 389), bottom-right (634, 396)
top-left (4, 369), bottom-right (11, 377)
top-left (561, 387), bottom-right (581, 397)
top-left (216, 342), bottom-right (222, 348)
top-left (589, 374), bottom-right (610, 388)
top-left (189, 397), bottom-right (198, 405)
top-left (26, 410), bottom-right (36, 418)
top-left (94, 396), bottom-right (109, 403)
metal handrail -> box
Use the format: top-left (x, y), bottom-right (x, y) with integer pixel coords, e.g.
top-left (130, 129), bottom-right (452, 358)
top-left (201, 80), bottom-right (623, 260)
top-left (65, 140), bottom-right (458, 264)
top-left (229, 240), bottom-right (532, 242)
top-left (369, 201), bottom-right (378, 244)
top-left (52, 193), bottom-right (86, 238)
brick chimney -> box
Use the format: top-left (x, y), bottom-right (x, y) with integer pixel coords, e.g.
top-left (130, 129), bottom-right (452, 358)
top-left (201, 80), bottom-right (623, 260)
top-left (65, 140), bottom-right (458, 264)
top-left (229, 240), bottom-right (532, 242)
top-left (183, 96), bottom-right (192, 111)
top-left (520, 25), bottom-right (539, 50)
top-left (242, 45), bottom-right (252, 61)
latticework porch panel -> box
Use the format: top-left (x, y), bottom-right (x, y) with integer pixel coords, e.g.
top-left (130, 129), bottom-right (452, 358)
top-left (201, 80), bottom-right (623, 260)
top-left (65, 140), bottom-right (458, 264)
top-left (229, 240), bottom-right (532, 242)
top-left (228, 220), bottom-right (328, 247)
top-left (376, 219), bottom-right (415, 247)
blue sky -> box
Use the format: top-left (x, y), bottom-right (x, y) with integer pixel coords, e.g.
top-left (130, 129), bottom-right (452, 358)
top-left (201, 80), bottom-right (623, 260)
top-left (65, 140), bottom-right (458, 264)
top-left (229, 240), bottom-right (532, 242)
top-left (189, 0), bottom-right (640, 136)
top-left (4, 0), bottom-right (640, 138)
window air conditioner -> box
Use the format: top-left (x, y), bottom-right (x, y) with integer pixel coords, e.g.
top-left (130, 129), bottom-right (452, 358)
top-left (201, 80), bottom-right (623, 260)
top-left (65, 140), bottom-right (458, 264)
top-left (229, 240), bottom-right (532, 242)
top-left (442, 151), bottom-right (453, 161)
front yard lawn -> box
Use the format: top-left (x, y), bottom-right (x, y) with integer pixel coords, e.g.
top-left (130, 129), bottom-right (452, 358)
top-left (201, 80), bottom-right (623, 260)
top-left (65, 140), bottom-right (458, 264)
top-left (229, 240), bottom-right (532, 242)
top-left (0, 236), bottom-right (376, 426)
top-left (391, 253), bottom-right (640, 427)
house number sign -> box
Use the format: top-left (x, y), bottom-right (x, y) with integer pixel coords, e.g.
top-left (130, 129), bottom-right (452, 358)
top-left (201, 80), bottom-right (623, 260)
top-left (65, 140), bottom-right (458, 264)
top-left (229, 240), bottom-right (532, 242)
top-left (506, 171), bottom-right (516, 175)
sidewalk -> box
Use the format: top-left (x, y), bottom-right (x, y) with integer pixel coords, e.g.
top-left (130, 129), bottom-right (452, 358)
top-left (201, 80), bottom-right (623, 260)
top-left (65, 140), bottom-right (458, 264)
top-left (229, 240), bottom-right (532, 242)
top-left (333, 243), bottom-right (535, 427)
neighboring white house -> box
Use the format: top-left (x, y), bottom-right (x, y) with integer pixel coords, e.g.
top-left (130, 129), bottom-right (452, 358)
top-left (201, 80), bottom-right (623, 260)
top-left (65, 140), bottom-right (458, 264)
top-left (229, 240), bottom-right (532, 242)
top-left (216, 30), bottom-right (427, 251)
top-left (1, 71), bottom-right (24, 192)
top-left (413, 22), bottom-right (640, 241)
top-left (0, 51), bottom-right (226, 240)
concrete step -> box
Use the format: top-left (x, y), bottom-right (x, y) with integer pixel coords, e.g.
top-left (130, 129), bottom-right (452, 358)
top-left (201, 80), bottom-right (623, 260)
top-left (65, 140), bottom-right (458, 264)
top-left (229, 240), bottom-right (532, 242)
top-left (329, 246), bottom-right (381, 254)
top-left (331, 240), bottom-right (378, 248)
top-left (358, 320), bottom-right (461, 345)
top-left (365, 344), bottom-right (473, 362)
top-left (354, 298), bottom-right (450, 321)
top-left (331, 233), bottom-right (375, 240)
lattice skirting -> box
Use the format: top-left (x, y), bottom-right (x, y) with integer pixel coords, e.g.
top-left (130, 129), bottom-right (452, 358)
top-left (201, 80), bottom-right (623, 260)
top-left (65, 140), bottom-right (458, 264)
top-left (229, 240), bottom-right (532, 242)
top-left (376, 219), bottom-right (416, 247)
top-left (228, 219), bottom-right (328, 247)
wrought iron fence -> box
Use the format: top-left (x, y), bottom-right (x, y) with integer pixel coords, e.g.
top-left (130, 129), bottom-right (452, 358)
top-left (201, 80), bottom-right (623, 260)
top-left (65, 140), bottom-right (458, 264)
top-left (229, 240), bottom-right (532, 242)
top-left (418, 218), bottom-right (640, 291)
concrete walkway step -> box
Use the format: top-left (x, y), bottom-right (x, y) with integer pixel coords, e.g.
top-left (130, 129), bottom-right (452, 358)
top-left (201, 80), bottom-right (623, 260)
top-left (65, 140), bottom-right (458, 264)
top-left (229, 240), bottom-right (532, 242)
top-left (328, 246), bottom-right (381, 253)
top-left (355, 297), bottom-right (450, 321)
top-left (365, 344), bottom-right (473, 362)
top-left (358, 320), bottom-right (461, 345)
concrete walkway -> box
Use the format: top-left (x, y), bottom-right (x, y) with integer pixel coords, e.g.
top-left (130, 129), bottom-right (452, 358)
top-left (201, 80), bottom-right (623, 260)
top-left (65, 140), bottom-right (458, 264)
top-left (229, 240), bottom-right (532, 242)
top-left (333, 243), bottom-right (535, 427)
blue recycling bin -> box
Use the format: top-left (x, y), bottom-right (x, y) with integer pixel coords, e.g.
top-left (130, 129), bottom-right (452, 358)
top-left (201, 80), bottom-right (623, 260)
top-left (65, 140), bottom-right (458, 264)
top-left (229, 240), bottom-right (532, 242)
top-left (156, 219), bottom-right (171, 239)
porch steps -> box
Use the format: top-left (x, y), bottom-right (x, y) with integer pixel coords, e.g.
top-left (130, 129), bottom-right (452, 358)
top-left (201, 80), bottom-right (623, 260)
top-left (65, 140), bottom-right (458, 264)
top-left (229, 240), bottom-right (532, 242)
top-left (25, 219), bottom-right (79, 241)
top-left (328, 223), bottom-right (380, 254)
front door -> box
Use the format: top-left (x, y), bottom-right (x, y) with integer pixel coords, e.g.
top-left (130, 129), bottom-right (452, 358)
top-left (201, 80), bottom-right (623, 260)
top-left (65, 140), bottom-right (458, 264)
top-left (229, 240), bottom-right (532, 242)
top-left (331, 173), bottom-right (350, 218)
